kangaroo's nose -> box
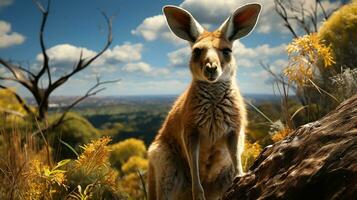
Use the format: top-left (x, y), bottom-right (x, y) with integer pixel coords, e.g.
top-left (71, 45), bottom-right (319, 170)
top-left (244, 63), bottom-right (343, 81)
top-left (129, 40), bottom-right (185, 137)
top-left (205, 63), bottom-right (217, 74)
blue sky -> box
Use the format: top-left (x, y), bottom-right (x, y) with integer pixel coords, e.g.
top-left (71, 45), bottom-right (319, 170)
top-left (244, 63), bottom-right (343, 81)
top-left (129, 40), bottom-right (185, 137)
top-left (0, 0), bottom-right (343, 96)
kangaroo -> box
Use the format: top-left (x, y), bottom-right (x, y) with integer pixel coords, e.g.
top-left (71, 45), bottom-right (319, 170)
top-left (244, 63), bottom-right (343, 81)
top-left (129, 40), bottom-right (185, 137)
top-left (148, 3), bottom-right (261, 200)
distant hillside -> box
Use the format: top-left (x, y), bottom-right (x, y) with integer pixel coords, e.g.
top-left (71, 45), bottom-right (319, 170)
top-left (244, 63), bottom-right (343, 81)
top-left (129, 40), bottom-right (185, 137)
top-left (23, 94), bottom-right (287, 145)
top-left (25, 94), bottom-right (283, 108)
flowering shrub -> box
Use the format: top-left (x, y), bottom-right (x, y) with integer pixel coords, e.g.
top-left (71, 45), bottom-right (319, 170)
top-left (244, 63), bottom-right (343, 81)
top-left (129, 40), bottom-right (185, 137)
top-left (284, 33), bottom-right (335, 86)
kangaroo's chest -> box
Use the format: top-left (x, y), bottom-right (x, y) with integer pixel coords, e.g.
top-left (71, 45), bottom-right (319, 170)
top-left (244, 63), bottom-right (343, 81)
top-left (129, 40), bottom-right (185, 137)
top-left (190, 82), bottom-right (240, 142)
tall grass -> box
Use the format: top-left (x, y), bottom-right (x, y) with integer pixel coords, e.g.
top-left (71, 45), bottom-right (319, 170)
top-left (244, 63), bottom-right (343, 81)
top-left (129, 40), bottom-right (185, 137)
top-left (0, 117), bottom-right (148, 199)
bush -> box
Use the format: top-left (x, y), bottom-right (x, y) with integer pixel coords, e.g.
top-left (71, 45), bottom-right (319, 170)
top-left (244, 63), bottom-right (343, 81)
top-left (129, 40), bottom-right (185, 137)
top-left (242, 140), bottom-right (262, 171)
top-left (0, 88), bottom-right (28, 116)
top-left (62, 137), bottom-right (123, 200)
top-left (49, 112), bottom-right (100, 160)
top-left (319, 0), bottom-right (357, 72)
top-left (109, 138), bottom-right (147, 170)
top-left (121, 156), bottom-right (148, 174)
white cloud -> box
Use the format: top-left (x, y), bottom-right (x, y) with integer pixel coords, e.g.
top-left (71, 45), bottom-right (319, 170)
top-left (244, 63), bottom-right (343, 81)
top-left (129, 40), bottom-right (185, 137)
top-left (103, 42), bottom-right (143, 63)
top-left (122, 62), bottom-right (172, 77)
top-left (250, 70), bottom-right (270, 79)
top-left (245, 59), bottom-right (288, 84)
top-left (174, 69), bottom-right (190, 78)
top-left (133, 0), bottom-right (342, 43)
top-left (0, 21), bottom-right (25, 48)
top-left (123, 62), bottom-right (151, 73)
top-left (35, 42), bottom-right (144, 75)
top-left (36, 44), bottom-right (97, 64)
top-left (167, 41), bottom-right (286, 68)
top-left (181, 0), bottom-right (341, 34)
top-left (37, 42), bottom-right (143, 65)
top-left (33, 42), bottom-right (173, 80)
top-left (270, 59), bottom-right (288, 72)
top-left (234, 41), bottom-right (286, 68)
top-left (152, 68), bottom-right (170, 76)
top-left (132, 0), bottom-right (256, 43)
top-left (0, 0), bottom-right (13, 7)
top-left (131, 15), bottom-right (185, 45)
top-left (131, 15), bottom-right (166, 41)
top-left (167, 46), bottom-right (191, 67)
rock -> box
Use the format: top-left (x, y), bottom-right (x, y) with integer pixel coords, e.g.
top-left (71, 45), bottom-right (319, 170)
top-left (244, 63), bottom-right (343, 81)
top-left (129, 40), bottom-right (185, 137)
top-left (222, 95), bottom-right (357, 200)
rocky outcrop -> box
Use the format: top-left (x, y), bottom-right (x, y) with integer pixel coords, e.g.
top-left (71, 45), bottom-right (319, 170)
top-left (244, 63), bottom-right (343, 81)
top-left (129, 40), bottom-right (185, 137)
top-left (222, 95), bottom-right (357, 200)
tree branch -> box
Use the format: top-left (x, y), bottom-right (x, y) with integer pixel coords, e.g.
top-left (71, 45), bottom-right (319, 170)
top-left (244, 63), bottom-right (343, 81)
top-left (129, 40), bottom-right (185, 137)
top-left (260, 61), bottom-right (295, 89)
top-left (33, 78), bottom-right (120, 134)
top-left (0, 0), bottom-right (115, 122)
top-left (33, 0), bottom-right (51, 85)
top-left (317, 0), bottom-right (328, 20)
top-left (0, 59), bottom-right (34, 91)
top-left (274, 0), bottom-right (299, 38)
top-left (49, 12), bottom-right (113, 94)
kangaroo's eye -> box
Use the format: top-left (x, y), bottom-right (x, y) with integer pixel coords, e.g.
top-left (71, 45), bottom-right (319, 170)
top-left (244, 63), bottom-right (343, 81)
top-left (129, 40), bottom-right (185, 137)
top-left (192, 48), bottom-right (202, 61)
top-left (222, 48), bottom-right (232, 56)
top-left (193, 48), bottom-right (202, 56)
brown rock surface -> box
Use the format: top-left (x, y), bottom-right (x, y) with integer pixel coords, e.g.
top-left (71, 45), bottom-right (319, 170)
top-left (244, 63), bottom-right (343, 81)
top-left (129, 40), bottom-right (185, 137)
top-left (222, 95), bottom-right (357, 200)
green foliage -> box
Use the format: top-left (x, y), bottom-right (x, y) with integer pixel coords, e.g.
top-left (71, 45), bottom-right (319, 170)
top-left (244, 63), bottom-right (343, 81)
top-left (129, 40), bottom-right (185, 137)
top-left (109, 138), bottom-right (147, 170)
top-left (49, 112), bottom-right (100, 160)
top-left (63, 137), bottom-right (123, 200)
top-left (246, 101), bottom-right (282, 146)
top-left (319, 1), bottom-right (357, 72)
top-left (78, 103), bottom-right (169, 145)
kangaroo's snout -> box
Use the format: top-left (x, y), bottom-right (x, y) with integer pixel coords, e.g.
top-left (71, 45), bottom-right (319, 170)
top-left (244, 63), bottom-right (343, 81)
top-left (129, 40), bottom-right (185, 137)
top-left (204, 63), bottom-right (218, 81)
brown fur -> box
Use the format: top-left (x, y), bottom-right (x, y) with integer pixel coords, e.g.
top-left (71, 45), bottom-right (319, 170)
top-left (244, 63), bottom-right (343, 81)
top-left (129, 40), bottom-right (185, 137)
top-left (148, 30), bottom-right (247, 200)
top-left (148, 3), bottom-right (261, 199)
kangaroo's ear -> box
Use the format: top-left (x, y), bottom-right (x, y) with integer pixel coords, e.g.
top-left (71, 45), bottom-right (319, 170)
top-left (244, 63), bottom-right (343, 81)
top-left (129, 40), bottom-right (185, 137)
top-left (219, 3), bottom-right (262, 41)
top-left (163, 5), bottom-right (205, 42)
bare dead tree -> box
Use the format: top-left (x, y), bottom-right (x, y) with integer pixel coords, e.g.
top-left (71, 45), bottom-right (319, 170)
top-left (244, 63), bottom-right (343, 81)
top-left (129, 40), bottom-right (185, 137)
top-left (274, 0), bottom-right (339, 38)
top-left (0, 0), bottom-right (116, 121)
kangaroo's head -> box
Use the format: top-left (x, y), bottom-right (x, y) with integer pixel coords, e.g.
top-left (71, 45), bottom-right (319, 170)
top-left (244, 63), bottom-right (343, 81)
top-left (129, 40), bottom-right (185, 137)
top-left (163, 4), bottom-right (261, 83)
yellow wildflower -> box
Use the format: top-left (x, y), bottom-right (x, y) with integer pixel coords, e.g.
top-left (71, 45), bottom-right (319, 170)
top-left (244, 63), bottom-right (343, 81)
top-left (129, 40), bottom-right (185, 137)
top-left (284, 33), bottom-right (335, 86)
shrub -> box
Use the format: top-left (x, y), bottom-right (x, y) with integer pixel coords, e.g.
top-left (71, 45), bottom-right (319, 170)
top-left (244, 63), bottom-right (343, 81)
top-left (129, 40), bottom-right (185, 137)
top-left (319, 0), bottom-right (357, 72)
top-left (121, 156), bottom-right (148, 174)
top-left (109, 138), bottom-right (147, 170)
top-left (242, 140), bottom-right (262, 171)
top-left (49, 112), bottom-right (100, 160)
top-left (284, 33), bottom-right (334, 86)
top-left (0, 88), bottom-right (28, 116)
top-left (64, 137), bottom-right (123, 200)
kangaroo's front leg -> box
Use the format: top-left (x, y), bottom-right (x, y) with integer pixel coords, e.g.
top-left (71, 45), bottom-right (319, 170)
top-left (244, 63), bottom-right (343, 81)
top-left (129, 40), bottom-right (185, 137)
top-left (183, 127), bottom-right (205, 200)
top-left (226, 130), bottom-right (244, 176)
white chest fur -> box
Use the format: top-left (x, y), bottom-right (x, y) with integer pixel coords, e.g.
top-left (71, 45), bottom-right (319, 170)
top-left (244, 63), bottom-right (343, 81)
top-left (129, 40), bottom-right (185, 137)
top-left (191, 81), bottom-right (240, 143)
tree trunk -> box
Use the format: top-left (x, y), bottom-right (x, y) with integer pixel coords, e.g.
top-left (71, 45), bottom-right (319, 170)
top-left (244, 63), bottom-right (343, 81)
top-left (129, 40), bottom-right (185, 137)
top-left (222, 94), bottom-right (357, 200)
top-left (33, 89), bottom-right (48, 121)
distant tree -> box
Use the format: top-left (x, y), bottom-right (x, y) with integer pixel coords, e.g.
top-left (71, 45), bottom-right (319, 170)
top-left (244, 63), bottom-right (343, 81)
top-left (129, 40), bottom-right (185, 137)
top-left (0, 0), bottom-right (118, 125)
top-left (274, 0), bottom-right (340, 38)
